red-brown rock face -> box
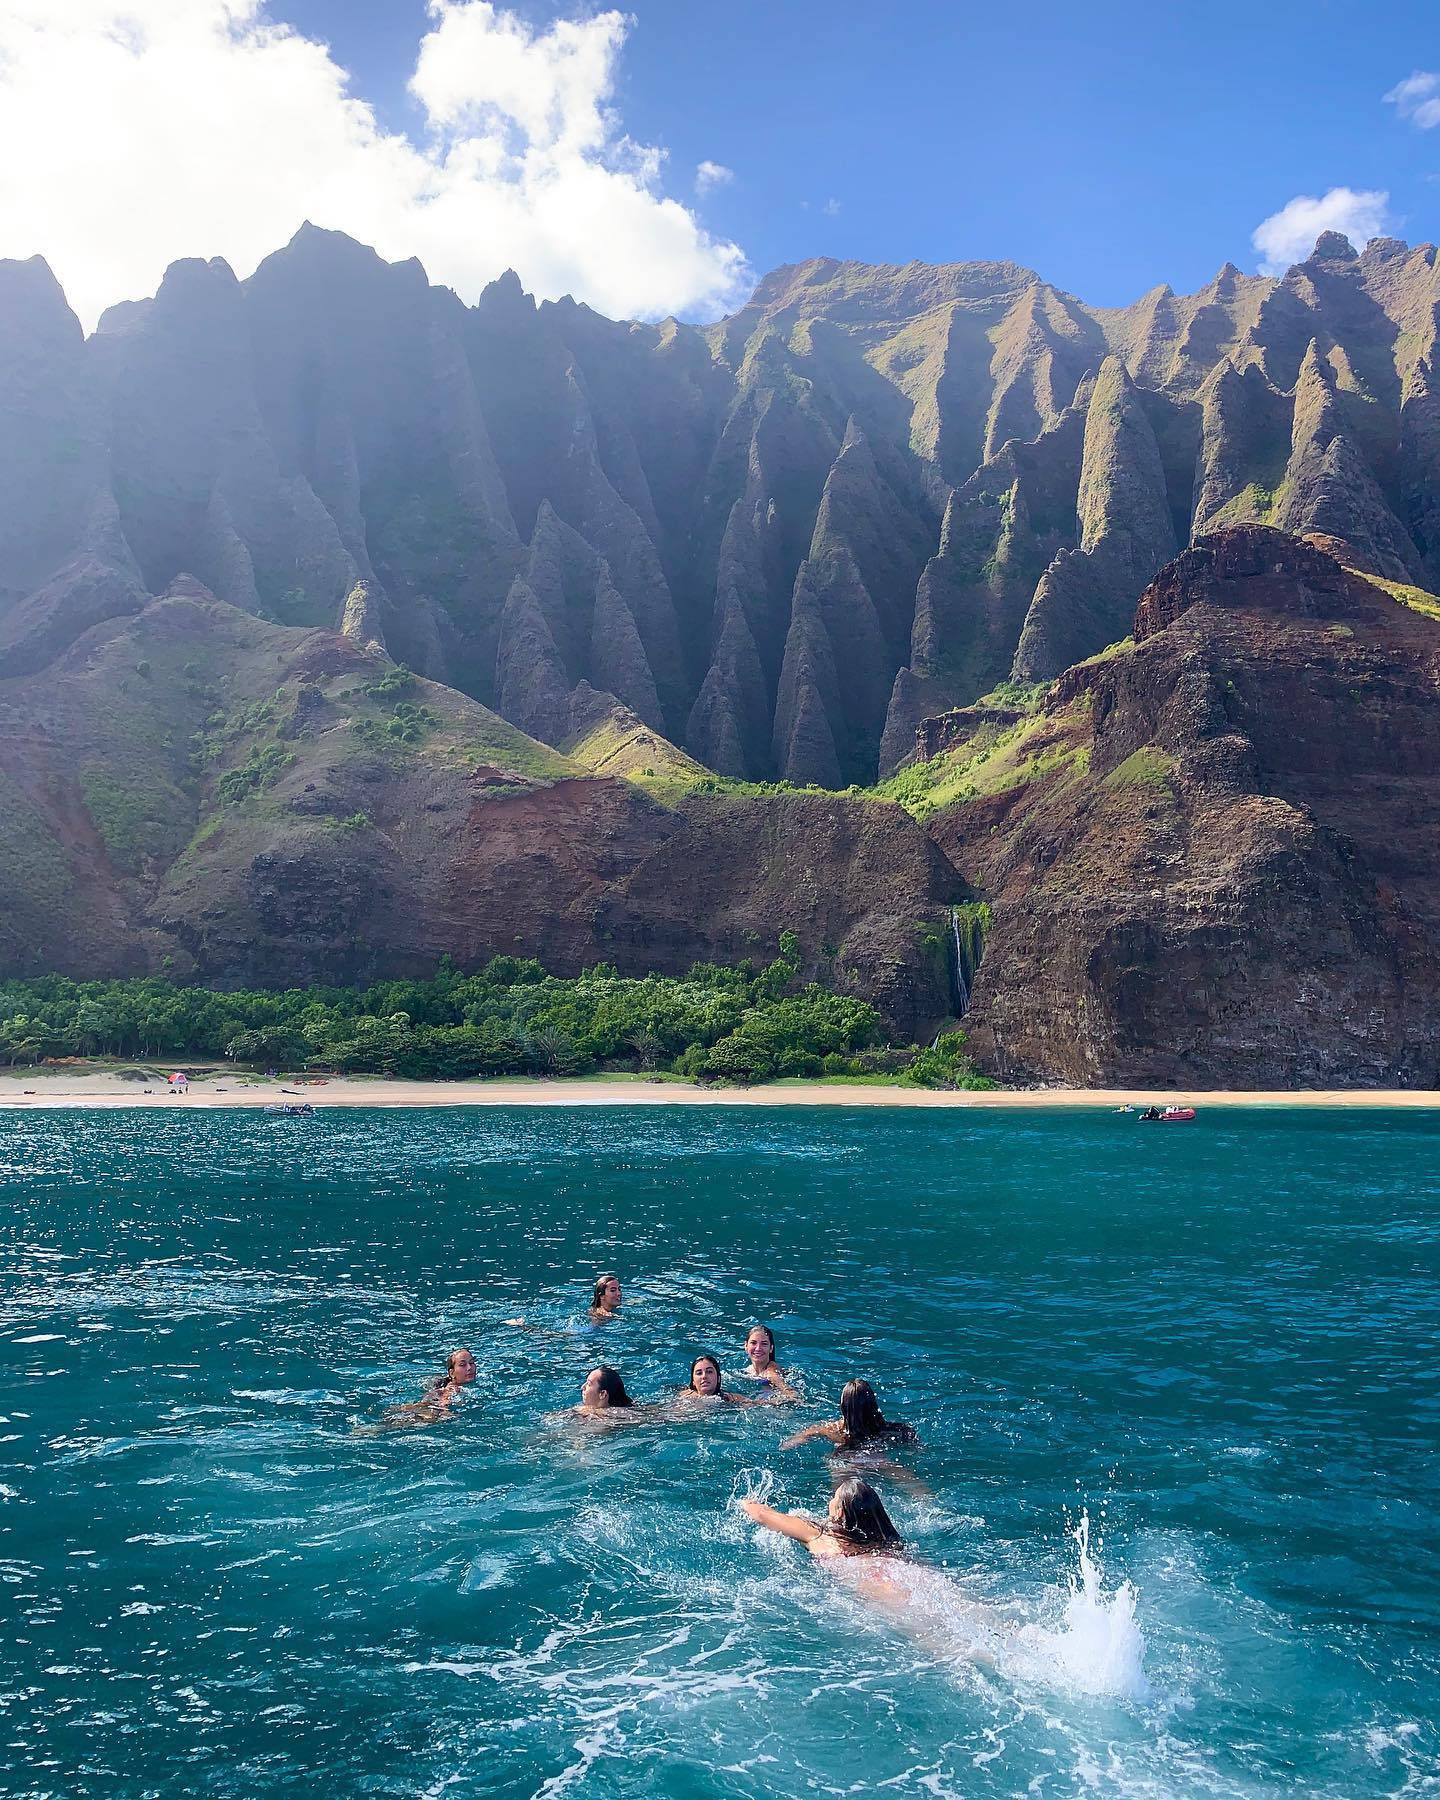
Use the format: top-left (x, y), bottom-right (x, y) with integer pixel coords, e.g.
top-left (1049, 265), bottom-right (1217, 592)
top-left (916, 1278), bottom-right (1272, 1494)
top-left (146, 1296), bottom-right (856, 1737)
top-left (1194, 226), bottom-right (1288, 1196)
top-left (0, 582), bottom-right (958, 1036)
top-left (927, 526), bottom-right (1440, 1085)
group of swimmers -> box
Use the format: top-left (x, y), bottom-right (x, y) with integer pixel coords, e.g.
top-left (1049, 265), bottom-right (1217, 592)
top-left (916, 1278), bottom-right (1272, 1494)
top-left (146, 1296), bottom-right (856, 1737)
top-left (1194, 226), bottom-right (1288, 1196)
top-left (383, 1272), bottom-right (923, 1567)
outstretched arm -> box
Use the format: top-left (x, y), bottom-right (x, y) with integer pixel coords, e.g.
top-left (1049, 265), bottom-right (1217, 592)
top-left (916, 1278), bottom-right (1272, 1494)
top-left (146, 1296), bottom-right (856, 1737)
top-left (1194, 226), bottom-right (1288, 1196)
top-left (780, 1421), bottom-right (835, 1451)
top-left (764, 1367), bottom-right (801, 1402)
top-left (738, 1498), bottom-right (822, 1544)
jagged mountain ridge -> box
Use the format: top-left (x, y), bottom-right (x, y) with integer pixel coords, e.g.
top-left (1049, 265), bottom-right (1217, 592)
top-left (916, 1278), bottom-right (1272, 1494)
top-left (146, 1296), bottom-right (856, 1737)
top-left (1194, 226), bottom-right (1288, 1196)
top-left (5, 225), bottom-right (1440, 789)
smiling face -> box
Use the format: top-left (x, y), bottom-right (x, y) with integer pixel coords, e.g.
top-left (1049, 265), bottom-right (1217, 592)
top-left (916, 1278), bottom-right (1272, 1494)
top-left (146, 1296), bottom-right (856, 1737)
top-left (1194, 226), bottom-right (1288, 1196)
top-left (448, 1350), bottom-right (477, 1386)
top-left (745, 1328), bottom-right (773, 1370)
top-left (596, 1277), bottom-right (622, 1312)
top-left (690, 1356), bottom-right (721, 1395)
top-left (581, 1368), bottom-right (610, 1408)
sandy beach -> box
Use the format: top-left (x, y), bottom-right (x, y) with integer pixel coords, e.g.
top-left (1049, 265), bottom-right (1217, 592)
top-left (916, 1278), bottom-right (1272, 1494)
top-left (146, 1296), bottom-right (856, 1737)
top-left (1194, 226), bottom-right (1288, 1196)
top-left (1, 1069), bottom-right (1438, 1110)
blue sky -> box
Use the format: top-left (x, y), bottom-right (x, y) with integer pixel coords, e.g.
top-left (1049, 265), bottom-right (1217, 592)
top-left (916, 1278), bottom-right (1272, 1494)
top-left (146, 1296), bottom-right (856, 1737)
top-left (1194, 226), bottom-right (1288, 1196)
top-left (279, 0), bottom-right (1438, 307)
top-left (0, 1), bottom-right (1435, 328)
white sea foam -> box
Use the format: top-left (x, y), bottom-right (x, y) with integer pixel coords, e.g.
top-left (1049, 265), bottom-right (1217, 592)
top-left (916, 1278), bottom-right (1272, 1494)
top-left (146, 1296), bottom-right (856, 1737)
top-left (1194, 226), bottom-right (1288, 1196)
top-left (1017, 1510), bottom-right (1150, 1702)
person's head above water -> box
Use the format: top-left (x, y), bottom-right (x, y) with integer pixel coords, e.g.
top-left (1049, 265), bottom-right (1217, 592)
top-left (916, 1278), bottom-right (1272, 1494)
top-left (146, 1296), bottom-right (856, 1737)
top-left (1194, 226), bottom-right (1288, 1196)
top-left (581, 1365), bottom-right (632, 1409)
top-left (827, 1476), bottom-right (903, 1551)
top-left (688, 1353), bottom-right (723, 1395)
top-left (592, 1274), bottom-right (622, 1314)
top-left (838, 1378), bottom-right (891, 1440)
top-left (744, 1325), bottom-right (777, 1370)
top-left (441, 1349), bottom-right (477, 1388)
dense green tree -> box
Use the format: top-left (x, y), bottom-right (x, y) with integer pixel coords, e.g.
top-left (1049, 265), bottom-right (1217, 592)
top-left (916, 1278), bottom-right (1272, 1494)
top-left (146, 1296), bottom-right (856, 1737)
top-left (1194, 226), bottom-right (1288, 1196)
top-left (0, 948), bottom-right (991, 1087)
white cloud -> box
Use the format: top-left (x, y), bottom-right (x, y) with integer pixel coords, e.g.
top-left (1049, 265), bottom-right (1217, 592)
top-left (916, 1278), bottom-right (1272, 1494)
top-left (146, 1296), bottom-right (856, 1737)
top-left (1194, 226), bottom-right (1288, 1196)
top-left (822, 197), bottom-right (842, 217)
top-left (0, 0), bottom-right (750, 331)
top-left (1385, 69), bottom-right (1440, 129)
top-left (1251, 187), bottom-right (1393, 275)
top-left (696, 160), bottom-right (733, 191)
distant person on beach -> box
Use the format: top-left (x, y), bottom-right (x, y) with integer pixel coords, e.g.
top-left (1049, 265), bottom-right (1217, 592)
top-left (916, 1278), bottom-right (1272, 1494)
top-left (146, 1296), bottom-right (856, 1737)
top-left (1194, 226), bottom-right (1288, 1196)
top-left (782, 1379), bottom-right (917, 1455)
top-left (676, 1352), bottom-right (765, 1408)
top-left (741, 1325), bottom-right (799, 1399)
top-left (358, 1348), bottom-right (476, 1433)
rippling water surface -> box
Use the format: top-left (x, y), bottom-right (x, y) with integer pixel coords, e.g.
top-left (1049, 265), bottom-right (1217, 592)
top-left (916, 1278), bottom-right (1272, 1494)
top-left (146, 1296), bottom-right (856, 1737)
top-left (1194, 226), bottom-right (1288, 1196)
top-left (3, 1105), bottom-right (1439, 1796)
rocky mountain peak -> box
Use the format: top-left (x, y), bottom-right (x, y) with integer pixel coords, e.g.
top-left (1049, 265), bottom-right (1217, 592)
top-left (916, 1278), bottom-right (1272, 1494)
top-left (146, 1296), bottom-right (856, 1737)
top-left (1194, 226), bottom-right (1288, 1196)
top-left (1131, 523), bottom-right (1363, 640)
top-left (0, 254), bottom-right (82, 349)
top-left (1309, 230), bottom-right (1359, 264)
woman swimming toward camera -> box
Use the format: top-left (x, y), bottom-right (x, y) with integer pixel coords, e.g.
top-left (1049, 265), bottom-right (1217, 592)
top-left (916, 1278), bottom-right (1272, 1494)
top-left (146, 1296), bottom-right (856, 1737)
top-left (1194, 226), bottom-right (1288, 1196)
top-left (506, 1272), bottom-right (622, 1333)
top-left (739, 1475), bottom-right (902, 1558)
top-left (741, 1325), bottom-right (799, 1400)
top-left (781, 1379), bottom-right (917, 1453)
top-left (676, 1353), bottom-right (764, 1407)
top-left (589, 1274), bottom-right (623, 1322)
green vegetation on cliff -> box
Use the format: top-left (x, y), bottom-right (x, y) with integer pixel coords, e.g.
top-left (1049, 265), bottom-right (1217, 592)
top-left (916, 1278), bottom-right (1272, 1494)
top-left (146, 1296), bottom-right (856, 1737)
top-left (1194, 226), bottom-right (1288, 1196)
top-left (0, 947), bottom-right (994, 1088)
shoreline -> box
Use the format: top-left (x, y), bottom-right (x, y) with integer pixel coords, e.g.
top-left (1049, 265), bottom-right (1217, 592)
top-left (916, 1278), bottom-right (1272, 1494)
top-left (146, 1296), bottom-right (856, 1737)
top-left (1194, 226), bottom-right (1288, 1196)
top-left (2, 1071), bottom-right (1440, 1110)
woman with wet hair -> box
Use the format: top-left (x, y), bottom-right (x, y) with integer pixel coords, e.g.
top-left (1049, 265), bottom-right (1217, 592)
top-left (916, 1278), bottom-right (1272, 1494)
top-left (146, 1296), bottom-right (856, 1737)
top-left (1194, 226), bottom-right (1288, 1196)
top-left (576, 1365), bottom-right (634, 1414)
top-left (781, 1379), bottom-right (917, 1453)
top-left (426, 1348), bottom-right (478, 1406)
top-left (741, 1325), bottom-right (799, 1400)
top-left (589, 1273), bottom-right (623, 1322)
top-left (677, 1352), bottom-right (764, 1407)
top-left (739, 1476), bottom-right (903, 1556)
top-left (740, 1479), bottom-right (1000, 1662)
top-left (357, 1347), bottom-right (477, 1434)
top-left (783, 1379), bottom-right (926, 1492)
top-left (506, 1272), bottom-right (622, 1333)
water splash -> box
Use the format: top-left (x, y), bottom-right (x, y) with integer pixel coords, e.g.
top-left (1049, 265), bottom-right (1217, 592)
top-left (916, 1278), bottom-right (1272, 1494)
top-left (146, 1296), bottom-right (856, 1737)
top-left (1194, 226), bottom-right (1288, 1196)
top-left (1027, 1510), bottom-right (1150, 1701)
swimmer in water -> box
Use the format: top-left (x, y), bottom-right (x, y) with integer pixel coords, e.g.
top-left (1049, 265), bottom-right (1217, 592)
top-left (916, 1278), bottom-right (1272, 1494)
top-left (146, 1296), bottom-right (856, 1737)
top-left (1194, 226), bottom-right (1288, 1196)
top-left (676, 1352), bottom-right (765, 1408)
top-left (575, 1364), bottom-right (637, 1417)
top-left (741, 1325), bottom-right (799, 1400)
top-left (781, 1378), bottom-right (916, 1454)
top-left (358, 1348), bottom-right (477, 1433)
top-left (506, 1272), bottom-right (622, 1332)
top-left (590, 1273), bottom-right (623, 1323)
top-left (740, 1478), bottom-right (1001, 1662)
top-left (780, 1376), bottom-right (929, 1492)
top-left (739, 1474), bottom-right (902, 1557)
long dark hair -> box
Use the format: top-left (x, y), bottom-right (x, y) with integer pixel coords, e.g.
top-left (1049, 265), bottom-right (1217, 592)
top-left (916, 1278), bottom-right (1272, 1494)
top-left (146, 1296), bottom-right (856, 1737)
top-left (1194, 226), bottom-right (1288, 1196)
top-left (837, 1379), bottom-right (914, 1446)
top-left (689, 1353), bottom-right (722, 1392)
top-left (592, 1274), bottom-right (619, 1310)
top-left (591, 1365), bottom-right (632, 1407)
top-left (829, 1476), bottom-right (903, 1551)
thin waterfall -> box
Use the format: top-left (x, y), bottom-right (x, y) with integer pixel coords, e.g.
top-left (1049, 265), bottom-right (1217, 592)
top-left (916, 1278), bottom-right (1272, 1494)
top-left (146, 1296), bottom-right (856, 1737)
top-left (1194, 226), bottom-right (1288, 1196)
top-left (951, 907), bottom-right (969, 1015)
top-left (949, 903), bottom-right (986, 1018)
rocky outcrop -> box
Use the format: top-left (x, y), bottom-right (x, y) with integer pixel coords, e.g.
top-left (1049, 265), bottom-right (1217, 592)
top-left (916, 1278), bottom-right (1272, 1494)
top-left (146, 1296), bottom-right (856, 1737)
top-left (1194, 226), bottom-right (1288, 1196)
top-left (0, 582), bottom-right (956, 1032)
top-left (1269, 342), bottom-right (1421, 580)
top-left (495, 577), bottom-right (573, 745)
top-left (922, 526), bottom-right (1440, 1084)
top-left (1011, 358), bottom-right (1178, 680)
top-left (589, 563), bottom-right (663, 728)
top-left (1191, 359), bottom-right (1291, 535)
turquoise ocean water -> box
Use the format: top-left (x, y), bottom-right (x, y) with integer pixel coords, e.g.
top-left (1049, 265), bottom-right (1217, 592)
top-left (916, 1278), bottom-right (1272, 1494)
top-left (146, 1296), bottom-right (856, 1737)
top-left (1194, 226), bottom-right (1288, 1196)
top-left (2, 1104), bottom-right (1438, 1796)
